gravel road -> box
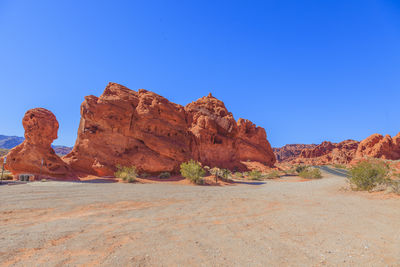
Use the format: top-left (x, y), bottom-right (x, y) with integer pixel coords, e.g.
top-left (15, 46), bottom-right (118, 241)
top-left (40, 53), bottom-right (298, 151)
top-left (1, 168), bottom-right (399, 266)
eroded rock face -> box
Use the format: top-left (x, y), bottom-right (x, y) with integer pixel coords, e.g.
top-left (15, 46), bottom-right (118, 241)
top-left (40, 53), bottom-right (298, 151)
top-left (355, 133), bottom-right (400, 160)
top-left (64, 83), bottom-right (276, 175)
top-left (290, 140), bottom-right (359, 165)
top-left (64, 83), bottom-right (192, 176)
top-left (185, 93), bottom-right (275, 169)
top-left (4, 108), bottom-right (70, 177)
top-left (273, 144), bottom-right (317, 162)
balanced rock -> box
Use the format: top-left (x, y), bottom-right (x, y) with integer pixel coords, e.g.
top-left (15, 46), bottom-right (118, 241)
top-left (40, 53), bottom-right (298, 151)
top-left (4, 108), bottom-right (70, 177)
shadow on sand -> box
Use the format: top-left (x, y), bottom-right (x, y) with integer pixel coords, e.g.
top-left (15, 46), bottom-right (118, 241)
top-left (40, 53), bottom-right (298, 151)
top-left (233, 180), bottom-right (266, 185)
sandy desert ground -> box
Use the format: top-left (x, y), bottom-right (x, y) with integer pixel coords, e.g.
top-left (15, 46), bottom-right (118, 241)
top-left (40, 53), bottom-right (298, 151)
top-left (1, 167), bottom-right (399, 267)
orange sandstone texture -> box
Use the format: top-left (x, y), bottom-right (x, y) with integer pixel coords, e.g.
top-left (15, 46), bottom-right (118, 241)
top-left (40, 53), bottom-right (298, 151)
top-left (289, 140), bottom-right (360, 165)
top-left (4, 108), bottom-right (70, 177)
top-left (63, 83), bottom-right (276, 176)
top-left (355, 133), bottom-right (400, 160)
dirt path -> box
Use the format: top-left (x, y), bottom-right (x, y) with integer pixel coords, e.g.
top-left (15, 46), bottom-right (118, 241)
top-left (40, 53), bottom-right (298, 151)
top-left (1, 168), bottom-right (399, 266)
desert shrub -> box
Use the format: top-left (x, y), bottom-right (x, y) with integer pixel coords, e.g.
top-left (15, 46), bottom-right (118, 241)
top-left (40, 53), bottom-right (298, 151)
top-left (115, 165), bottom-right (137, 183)
top-left (387, 180), bottom-right (400, 195)
top-left (1, 172), bottom-right (13, 180)
top-left (242, 171), bottom-right (249, 177)
top-left (248, 170), bottom-right (262, 180)
top-left (209, 167), bottom-right (222, 177)
top-left (299, 167), bottom-right (322, 179)
top-left (158, 172), bottom-right (171, 179)
top-left (347, 160), bottom-right (390, 191)
top-left (221, 169), bottom-right (232, 179)
top-left (265, 170), bottom-right (281, 179)
top-left (295, 165), bottom-right (309, 174)
top-left (234, 172), bottom-right (243, 178)
top-left (180, 160), bottom-right (205, 185)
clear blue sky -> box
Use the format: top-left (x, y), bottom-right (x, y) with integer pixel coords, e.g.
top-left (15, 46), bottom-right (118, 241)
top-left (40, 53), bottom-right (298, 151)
top-left (1, 0), bottom-right (399, 147)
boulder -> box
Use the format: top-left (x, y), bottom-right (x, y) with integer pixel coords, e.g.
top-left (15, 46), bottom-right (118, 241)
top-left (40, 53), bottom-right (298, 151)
top-left (4, 108), bottom-right (70, 177)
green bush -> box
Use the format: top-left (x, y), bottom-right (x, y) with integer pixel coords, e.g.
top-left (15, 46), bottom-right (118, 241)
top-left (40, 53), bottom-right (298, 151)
top-left (234, 172), bottom-right (243, 178)
top-left (298, 167), bottom-right (322, 179)
top-left (295, 165), bottom-right (308, 174)
top-left (158, 172), bottom-right (171, 179)
top-left (347, 160), bottom-right (389, 191)
top-left (265, 170), bottom-right (281, 179)
top-left (115, 165), bottom-right (137, 183)
top-left (248, 170), bottom-right (262, 180)
top-left (180, 160), bottom-right (205, 185)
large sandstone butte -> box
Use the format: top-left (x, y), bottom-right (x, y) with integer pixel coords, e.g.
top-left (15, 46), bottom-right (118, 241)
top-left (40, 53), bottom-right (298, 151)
top-left (3, 108), bottom-right (70, 177)
top-left (290, 139), bottom-right (360, 165)
top-left (273, 144), bottom-right (317, 162)
top-left (64, 83), bottom-right (275, 175)
top-left (355, 133), bottom-right (400, 160)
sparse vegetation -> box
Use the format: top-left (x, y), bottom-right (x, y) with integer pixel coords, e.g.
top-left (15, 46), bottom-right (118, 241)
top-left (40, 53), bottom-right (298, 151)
top-left (298, 167), bottom-right (322, 179)
top-left (333, 164), bottom-right (347, 169)
top-left (264, 170), bottom-right (281, 179)
top-left (115, 165), bottom-right (137, 183)
top-left (347, 160), bottom-right (389, 191)
top-left (1, 171), bottom-right (13, 180)
top-left (158, 172), bottom-right (171, 179)
top-left (386, 179), bottom-right (400, 195)
top-left (234, 172), bottom-right (243, 178)
top-left (248, 170), bottom-right (262, 180)
top-left (180, 160), bottom-right (205, 185)
top-left (295, 165), bottom-right (308, 174)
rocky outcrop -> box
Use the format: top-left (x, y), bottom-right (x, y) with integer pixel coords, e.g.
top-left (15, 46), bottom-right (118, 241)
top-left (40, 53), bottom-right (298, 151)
top-left (290, 140), bottom-right (359, 165)
top-left (273, 144), bottom-right (317, 162)
top-left (355, 133), bottom-right (400, 160)
top-left (186, 93), bottom-right (275, 170)
top-left (64, 83), bottom-right (275, 175)
top-left (3, 108), bottom-right (70, 177)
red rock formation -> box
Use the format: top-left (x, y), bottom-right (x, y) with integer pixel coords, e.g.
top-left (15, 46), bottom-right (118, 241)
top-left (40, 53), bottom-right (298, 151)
top-left (64, 83), bottom-right (192, 176)
top-left (186, 93), bottom-right (275, 169)
top-left (273, 144), bottom-right (317, 162)
top-left (64, 83), bottom-right (275, 175)
top-left (4, 108), bottom-right (70, 177)
top-left (290, 139), bottom-right (359, 165)
top-left (355, 133), bottom-right (400, 160)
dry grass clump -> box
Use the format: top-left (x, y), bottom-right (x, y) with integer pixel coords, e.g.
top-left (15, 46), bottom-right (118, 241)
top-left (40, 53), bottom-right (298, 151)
top-left (115, 165), bottom-right (137, 183)
top-left (248, 170), bottom-right (262, 180)
top-left (298, 167), bottom-right (322, 179)
top-left (264, 170), bottom-right (281, 179)
top-left (1, 171), bottom-right (13, 180)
